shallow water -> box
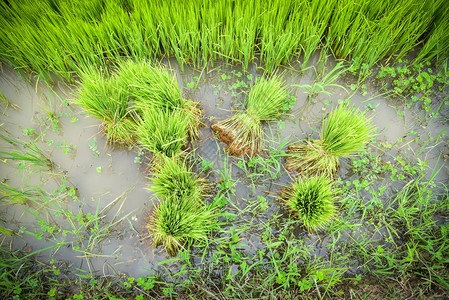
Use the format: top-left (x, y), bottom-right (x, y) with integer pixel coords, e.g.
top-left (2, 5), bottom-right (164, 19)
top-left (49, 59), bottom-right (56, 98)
top-left (0, 55), bottom-right (447, 278)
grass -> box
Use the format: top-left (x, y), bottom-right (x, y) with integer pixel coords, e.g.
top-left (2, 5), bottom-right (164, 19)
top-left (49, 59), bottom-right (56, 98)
top-left (212, 75), bottom-right (291, 156)
top-left (134, 108), bottom-right (189, 162)
top-left (0, 181), bottom-right (40, 205)
top-left (76, 67), bottom-right (137, 144)
top-left (1, 1), bottom-right (448, 297)
top-left (287, 104), bottom-right (376, 176)
top-left (1, 0), bottom-right (448, 83)
top-left (280, 175), bottom-right (337, 231)
top-left (147, 196), bottom-right (215, 257)
top-left (0, 133), bottom-right (53, 171)
top-left (148, 156), bottom-right (208, 203)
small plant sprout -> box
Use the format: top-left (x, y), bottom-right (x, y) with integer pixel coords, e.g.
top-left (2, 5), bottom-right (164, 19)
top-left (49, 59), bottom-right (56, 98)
top-left (75, 67), bottom-right (136, 144)
top-left (148, 156), bottom-right (208, 204)
top-left (211, 75), bottom-right (293, 156)
top-left (287, 104), bottom-right (376, 177)
top-left (280, 175), bottom-right (337, 231)
top-left (134, 108), bottom-right (189, 163)
top-left (119, 60), bottom-right (203, 141)
top-left (293, 62), bottom-right (347, 103)
top-left (147, 196), bottom-right (215, 257)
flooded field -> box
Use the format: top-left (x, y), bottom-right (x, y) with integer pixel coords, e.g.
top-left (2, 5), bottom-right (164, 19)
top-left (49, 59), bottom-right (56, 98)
top-left (1, 55), bottom-right (448, 297)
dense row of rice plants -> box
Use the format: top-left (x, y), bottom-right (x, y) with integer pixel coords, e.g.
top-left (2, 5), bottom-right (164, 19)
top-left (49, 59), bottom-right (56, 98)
top-left (1, 0), bottom-right (448, 82)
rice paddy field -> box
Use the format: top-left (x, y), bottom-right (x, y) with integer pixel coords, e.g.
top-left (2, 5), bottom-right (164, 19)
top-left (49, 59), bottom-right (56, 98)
top-left (1, 0), bottom-right (448, 299)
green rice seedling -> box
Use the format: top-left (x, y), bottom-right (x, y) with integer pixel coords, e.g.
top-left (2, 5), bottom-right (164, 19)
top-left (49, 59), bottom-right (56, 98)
top-left (293, 62), bottom-right (347, 103)
top-left (147, 196), bottom-right (215, 256)
top-left (75, 68), bottom-right (136, 144)
top-left (416, 5), bottom-right (449, 64)
top-left (0, 134), bottom-right (52, 170)
top-left (258, 0), bottom-right (299, 73)
top-left (280, 174), bottom-right (337, 231)
top-left (0, 90), bottom-right (19, 111)
top-left (148, 156), bottom-right (208, 203)
top-left (134, 107), bottom-right (189, 162)
top-left (211, 75), bottom-right (291, 156)
top-left (0, 181), bottom-right (40, 205)
top-left (286, 105), bottom-right (375, 176)
top-left (118, 60), bottom-right (203, 140)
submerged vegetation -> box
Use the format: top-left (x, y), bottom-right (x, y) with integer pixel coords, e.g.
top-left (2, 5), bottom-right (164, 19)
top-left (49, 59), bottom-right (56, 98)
top-left (0, 0), bottom-right (448, 299)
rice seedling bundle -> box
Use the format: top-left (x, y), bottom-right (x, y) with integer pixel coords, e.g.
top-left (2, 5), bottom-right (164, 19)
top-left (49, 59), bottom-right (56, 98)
top-left (148, 156), bottom-right (208, 204)
top-left (146, 155), bottom-right (214, 256)
top-left (280, 175), bottom-right (337, 231)
top-left (76, 68), bottom-right (137, 144)
top-left (134, 108), bottom-right (189, 161)
top-left (211, 75), bottom-right (290, 156)
top-left (286, 105), bottom-right (375, 177)
top-left (147, 195), bottom-right (215, 256)
top-left (119, 60), bottom-right (203, 140)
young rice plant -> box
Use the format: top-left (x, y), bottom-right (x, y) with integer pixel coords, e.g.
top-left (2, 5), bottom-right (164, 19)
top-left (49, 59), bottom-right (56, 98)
top-left (211, 75), bottom-right (291, 156)
top-left (147, 196), bottom-right (215, 256)
top-left (287, 104), bottom-right (376, 177)
top-left (148, 156), bottom-right (208, 204)
top-left (280, 174), bottom-right (337, 231)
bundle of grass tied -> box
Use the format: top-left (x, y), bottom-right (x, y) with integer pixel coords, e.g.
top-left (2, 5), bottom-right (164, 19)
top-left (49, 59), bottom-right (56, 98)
top-left (279, 174), bottom-right (337, 231)
top-left (286, 104), bottom-right (375, 177)
top-left (134, 107), bottom-right (189, 163)
top-left (146, 156), bottom-right (214, 256)
top-left (147, 195), bottom-right (215, 256)
top-left (147, 156), bottom-right (209, 204)
top-left (211, 75), bottom-right (292, 156)
top-left (119, 60), bottom-right (203, 141)
top-left (76, 67), bottom-right (137, 144)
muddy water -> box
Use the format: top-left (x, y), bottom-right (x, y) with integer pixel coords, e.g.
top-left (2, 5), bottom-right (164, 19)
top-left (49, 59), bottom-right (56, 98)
top-left (0, 56), bottom-right (447, 278)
